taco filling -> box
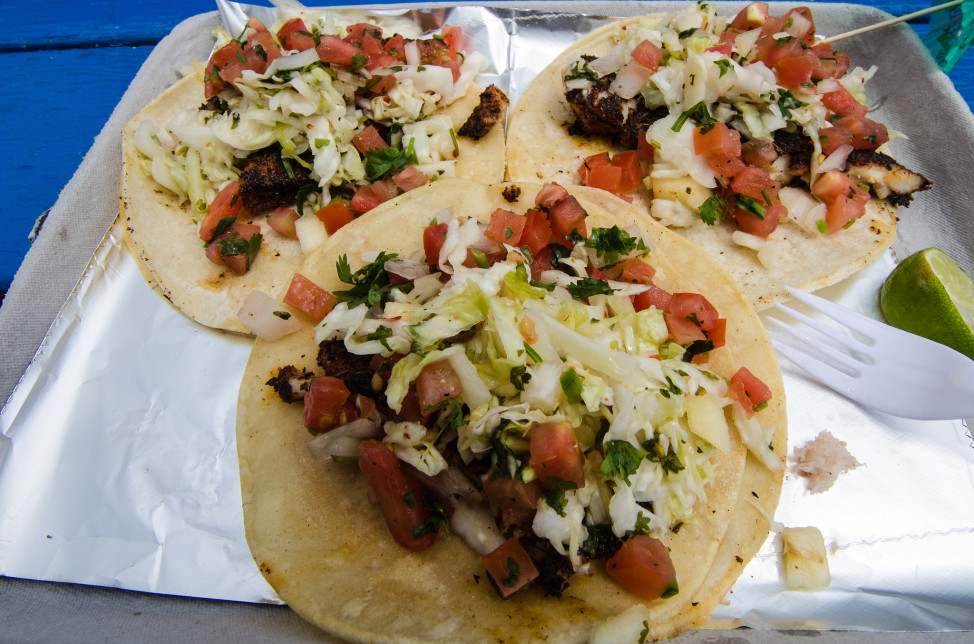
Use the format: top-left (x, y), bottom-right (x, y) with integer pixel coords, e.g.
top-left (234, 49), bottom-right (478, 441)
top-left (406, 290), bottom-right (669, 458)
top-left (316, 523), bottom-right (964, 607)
top-left (130, 14), bottom-right (503, 276)
top-left (263, 182), bottom-right (781, 601)
top-left (561, 2), bottom-right (930, 243)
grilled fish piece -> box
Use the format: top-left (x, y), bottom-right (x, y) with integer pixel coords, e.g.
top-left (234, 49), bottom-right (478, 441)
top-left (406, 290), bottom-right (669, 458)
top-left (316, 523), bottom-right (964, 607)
top-left (564, 69), bottom-right (667, 149)
top-left (266, 365), bottom-right (315, 404)
top-left (458, 84), bottom-right (510, 140)
top-left (773, 129), bottom-right (931, 205)
top-left (845, 150), bottom-right (933, 206)
top-left (238, 145), bottom-right (313, 213)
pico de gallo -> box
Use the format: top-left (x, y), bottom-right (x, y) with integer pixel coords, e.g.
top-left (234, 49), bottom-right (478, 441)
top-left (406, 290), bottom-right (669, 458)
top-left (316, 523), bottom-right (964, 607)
top-left (264, 183), bottom-right (782, 600)
top-left (565, 2), bottom-right (930, 256)
top-left (132, 10), bottom-right (486, 275)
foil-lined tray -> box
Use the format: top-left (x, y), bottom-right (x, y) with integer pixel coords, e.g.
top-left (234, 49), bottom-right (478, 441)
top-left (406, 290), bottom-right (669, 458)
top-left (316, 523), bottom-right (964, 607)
top-left (1, 0), bottom-right (972, 633)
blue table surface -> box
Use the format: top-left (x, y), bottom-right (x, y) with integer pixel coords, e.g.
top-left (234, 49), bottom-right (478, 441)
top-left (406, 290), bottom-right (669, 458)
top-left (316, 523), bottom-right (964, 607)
top-left (2, 1), bottom-right (972, 297)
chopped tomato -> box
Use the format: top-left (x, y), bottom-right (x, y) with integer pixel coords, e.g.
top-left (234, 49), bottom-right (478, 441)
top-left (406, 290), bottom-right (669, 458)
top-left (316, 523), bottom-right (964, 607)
top-left (382, 33), bottom-right (406, 61)
top-left (304, 376), bottom-right (353, 433)
top-left (352, 126), bottom-right (387, 155)
top-left (520, 208), bottom-right (553, 256)
top-left (821, 87), bottom-right (867, 118)
top-left (528, 421), bottom-right (585, 489)
top-left (358, 439), bottom-right (440, 551)
top-left (392, 165), bottom-right (428, 192)
top-left (203, 41), bottom-right (244, 97)
top-left (811, 170), bottom-right (869, 205)
top-left (631, 284), bottom-right (672, 313)
top-left (267, 207), bottom-right (300, 238)
top-left (825, 195), bottom-right (867, 233)
top-left (811, 44), bottom-right (849, 79)
top-left (665, 292), bottom-right (724, 346)
top-left (818, 126), bottom-right (854, 155)
top-left (730, 166), bottom-right (774, 201)
top-left (423, 222), bottom-right (449, 264)
top-left (345, 23), bottom-right (383, 43)
top-left (199, 181), bottom-right (244, 242)
top-left (482, 477), bottom-right (542, 527)
top-left (349, 184), bottom-right (387, 213)
top-left (316, 35), bottom-right (360, 66)
top-left (833, 115), bottom-right (889, 150)
top-left (773, 51), bottom-right (818, 89)
top-left (727, 367), bottom-right (773, 417)
top-left (619, 258), bottom-right (656, 285)
top-left (416, 360), bottom-right (463, 415)
top-left (740, 138), bottom-right (778, 167)
top-left (636, 129), bottom-right (654, 161)
top-left (586, 164), bottom-right (623, 194)
top-left (547, 194), bottom-right (588, 242)
top-left (606, 536), bottom-right (679, 601)
top-left (630, 40), bottom-right (662, 71)
top-left (316, 202), bottom-right (355, 234)
top-left (277, 18), bottom-right (317, 52)
top-left (441, 25), bottom-right (463, 59)
top-left (485, 209), bottom-right (526, 246)
top-left (205, 220), bottom-right (261, 274)
top-left (529, 245), bottom-right (553, 281)
top-left (732, 201), bottom-right (783, 239)
top-left (535, 182), bottom-right (570, 209)
top-left (706, 43), bottom-right (733, 56)
top-left (578, 152), bottom-right (610, 185)
top-left (693, 122), bottom-right (741, 158)
top-left (708, 154), bottom-right (747, 180)
top-left (610, 151), bottom-right (643, 193)
top-left (284, 273), bottom-right (336, 322)
top-left (481, 537), bottom-right (539, 598)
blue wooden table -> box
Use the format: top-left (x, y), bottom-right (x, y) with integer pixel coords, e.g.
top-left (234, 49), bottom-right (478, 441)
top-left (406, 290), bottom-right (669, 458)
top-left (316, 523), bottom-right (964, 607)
top-left (2, 1), bottom-right (972, 300)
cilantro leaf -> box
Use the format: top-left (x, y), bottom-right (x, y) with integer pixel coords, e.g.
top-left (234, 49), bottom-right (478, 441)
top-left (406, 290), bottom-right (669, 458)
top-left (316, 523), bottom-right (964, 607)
top-left (699, 193), bottom-right (728, 226)
top-left (364, 141), bottom-right (418, 181)
top-left (601, 440), bottom-right (645, 485)
top-left (568, 278), bottom-right (617, 299)
top-left (332, 251), bottom-right (399, 308)
top-left (585, 225), bottom-right (648, 266)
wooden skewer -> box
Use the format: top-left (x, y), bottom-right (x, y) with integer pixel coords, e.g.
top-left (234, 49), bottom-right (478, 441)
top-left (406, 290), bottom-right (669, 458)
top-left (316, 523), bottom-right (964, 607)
top-left (819, 0), bottom-right (964, 44)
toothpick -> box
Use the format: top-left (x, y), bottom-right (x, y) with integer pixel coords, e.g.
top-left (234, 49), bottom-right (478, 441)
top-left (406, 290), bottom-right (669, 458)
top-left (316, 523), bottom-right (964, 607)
top-left (819, 0), bottom-right (964, 44)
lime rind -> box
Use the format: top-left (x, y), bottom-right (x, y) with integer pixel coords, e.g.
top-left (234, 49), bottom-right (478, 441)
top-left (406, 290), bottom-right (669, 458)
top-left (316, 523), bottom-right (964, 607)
top-left (880, 248), bottom-right (974, 361)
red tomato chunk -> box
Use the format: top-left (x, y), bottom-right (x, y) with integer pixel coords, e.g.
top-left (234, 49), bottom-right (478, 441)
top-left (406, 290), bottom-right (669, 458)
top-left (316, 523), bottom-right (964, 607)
top-left (606, 536), bottom-right (679, 601)
top-left (481, 537), bottom-right (539, 598)
top-left (303, 376), bottom-right (353, 433)
top-left (283, 273), bottom-right (337, 322)
top-left (727, 367), bottom-right (773, 417)
top-left (416, 360), bottom-right (463, 415)
top-left (529, 421), bottom-right (585, 489)
top-left (358, 440), bottom-right (440, 551)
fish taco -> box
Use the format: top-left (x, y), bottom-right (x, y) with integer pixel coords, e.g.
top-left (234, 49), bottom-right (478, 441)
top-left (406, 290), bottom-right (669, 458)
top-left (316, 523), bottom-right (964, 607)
top-left (236, 178), bottom-right (786, 641)
top-left (120, 11), bottom-right (507, 333)
top-left (507, 2), bottom-right (930, 309)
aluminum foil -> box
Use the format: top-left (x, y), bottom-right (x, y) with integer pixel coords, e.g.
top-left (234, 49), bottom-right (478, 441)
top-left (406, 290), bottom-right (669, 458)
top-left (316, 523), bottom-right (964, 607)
top-left (1, 0), bottom-right (972, 632)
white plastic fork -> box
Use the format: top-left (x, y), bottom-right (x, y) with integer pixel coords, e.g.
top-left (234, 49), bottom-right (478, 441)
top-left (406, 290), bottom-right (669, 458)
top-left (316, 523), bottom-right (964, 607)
top-left (767, 287), bottom-right (974, 421)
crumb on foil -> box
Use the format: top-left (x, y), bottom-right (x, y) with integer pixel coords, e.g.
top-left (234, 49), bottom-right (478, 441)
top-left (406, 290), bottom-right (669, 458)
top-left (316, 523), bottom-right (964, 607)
top-left (792, 430), bottom-right (861, 493)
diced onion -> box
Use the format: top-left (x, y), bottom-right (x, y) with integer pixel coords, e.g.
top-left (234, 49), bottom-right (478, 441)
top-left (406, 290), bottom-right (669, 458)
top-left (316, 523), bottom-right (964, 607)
top-left (306, 418), bottom-right (381, 462)
top-left (816, 144), bottom-right (854, 175)
top-left (610, 60), bottom-right (654, 100)
top-left (590, 52), bottom-right (624, 77)
top-left (404, 40), bottom-right (420, 67)
top-left (385, 257), bottom-right (431, 281)
top-left (237, 290), bottom-right (303, 341)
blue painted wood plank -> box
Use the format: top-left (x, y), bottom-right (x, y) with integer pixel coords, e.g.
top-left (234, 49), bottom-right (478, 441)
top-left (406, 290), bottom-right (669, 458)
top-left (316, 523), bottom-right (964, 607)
top-left (0, 45), bottom-right (156, 291)
top-left (0, 0), bottom-right (219, 50)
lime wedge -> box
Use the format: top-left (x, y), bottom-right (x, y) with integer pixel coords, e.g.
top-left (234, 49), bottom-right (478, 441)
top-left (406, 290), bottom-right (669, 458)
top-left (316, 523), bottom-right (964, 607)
top-left (880, 248), bottom-right (974, 360)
